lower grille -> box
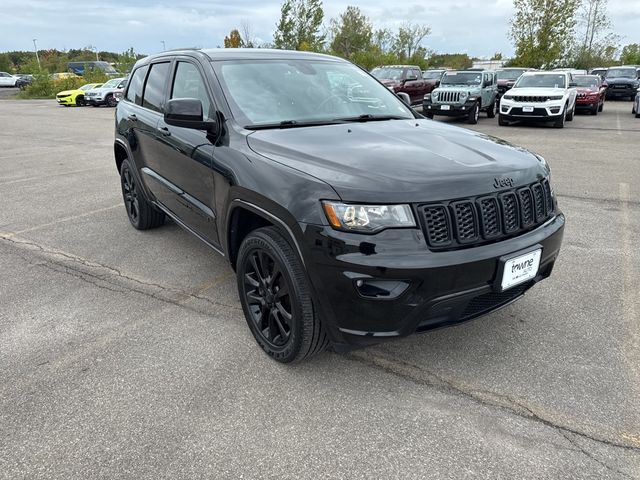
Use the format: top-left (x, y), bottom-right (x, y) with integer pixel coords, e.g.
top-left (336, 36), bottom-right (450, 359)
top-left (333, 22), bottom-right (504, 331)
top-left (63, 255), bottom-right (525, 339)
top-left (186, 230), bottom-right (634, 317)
top-left (509, 107), bottom-right (549, 116)
top-left (420, 179), bottom-right (554, 250)
top-left (460, 282), bottom-right (533, 321)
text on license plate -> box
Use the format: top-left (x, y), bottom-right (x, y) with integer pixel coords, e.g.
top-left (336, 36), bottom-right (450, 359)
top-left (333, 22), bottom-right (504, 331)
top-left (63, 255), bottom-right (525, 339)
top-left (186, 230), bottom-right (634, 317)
top-left (522, 106), bottom-right (534, 112)
top-left (501, 249), bottom-right (542, 291)
top-left (441, 105), bottom-right (450, 110)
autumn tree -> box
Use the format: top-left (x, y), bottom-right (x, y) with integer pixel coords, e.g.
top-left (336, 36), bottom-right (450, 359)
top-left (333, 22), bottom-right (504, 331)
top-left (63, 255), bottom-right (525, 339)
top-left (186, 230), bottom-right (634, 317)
top-left (224, 29), bottom-right (243, 48)
top-left (273, 0), bottom-right (325, 51)
top-left (509, 0), bottom-right (579, 68)
top-left (329, 6), bottom-right (372, 60)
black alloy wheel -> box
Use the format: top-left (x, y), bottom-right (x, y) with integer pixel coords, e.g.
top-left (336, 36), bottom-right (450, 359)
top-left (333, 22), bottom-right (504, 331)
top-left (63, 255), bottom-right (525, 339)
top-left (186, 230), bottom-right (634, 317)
top-left (121, 164), bottom-right (140, 226)
top-left (119, 159), bottom-right (165, 230)
top-left (106, 94), bottom-right (117, 107)
top-left (468, 102), bottom-right (479, 124)
top-left (76, 95), bottom-right (85, 107)
top-left (237, 227), bottom-right (328, 363)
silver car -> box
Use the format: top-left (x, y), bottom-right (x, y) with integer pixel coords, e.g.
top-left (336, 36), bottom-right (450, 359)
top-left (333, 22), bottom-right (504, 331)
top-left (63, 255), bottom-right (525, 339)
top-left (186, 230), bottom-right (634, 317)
top-left (633, 92), bottom-right (640, 118)
top-left (85, 77), bottom-right (127, 107)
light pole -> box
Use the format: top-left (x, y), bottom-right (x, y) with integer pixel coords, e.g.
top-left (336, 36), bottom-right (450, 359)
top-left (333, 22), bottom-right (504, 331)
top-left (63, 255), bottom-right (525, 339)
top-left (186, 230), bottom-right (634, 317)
top-left (32, 38), bottom-right (41, 70)
top-left (92, 47), bottom-right (99, 61)
top-left (161, 40), bottom-right (166, 51)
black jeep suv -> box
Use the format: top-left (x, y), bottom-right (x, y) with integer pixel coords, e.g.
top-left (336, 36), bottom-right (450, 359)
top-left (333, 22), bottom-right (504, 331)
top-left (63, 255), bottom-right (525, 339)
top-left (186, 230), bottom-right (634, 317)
top-left (114, 49), bottom-right (565, 363)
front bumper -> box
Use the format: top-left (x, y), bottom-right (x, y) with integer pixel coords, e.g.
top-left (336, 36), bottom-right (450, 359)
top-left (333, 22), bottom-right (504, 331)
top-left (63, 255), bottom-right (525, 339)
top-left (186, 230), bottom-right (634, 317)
top-left (85, 96), bottom-right (105, 105)
top-left (56, 95), bottom-right (75, 105)
top-left (302, 213), bottom-right (565, 347)
top-left (575, 98), bottom-right (600, 109)
top-left (499, 100), bottom-right (565, 121)
top-left (606, 87), bottom-right (638, 98)
top-left (422, 100), bottom-right (476, 117)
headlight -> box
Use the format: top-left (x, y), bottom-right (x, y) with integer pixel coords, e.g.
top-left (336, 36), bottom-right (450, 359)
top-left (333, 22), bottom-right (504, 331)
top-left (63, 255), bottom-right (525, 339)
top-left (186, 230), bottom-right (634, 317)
top-left (423, 93), bottom-right (431, 100)
top-left (460, 91), bottom-right (468, 101)
top-left (322, 202), bottom-right (416, 233)
top-left (503, 94), bottom-right (513, 100)
top-left (432, 91), bottom-right (439, 100)
top-left (549, 96), bottom-right (563, 100)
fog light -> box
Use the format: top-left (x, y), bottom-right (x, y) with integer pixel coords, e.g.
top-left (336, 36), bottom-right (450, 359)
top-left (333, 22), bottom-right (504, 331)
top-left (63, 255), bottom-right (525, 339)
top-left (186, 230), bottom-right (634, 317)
top-left (354, 279), bottom-right (410, 299)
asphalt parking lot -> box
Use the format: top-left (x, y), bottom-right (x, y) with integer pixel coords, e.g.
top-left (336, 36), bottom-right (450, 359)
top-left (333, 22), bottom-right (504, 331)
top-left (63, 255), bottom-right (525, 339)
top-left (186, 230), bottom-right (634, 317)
top-left (1, 99), bottom-right (639, 479)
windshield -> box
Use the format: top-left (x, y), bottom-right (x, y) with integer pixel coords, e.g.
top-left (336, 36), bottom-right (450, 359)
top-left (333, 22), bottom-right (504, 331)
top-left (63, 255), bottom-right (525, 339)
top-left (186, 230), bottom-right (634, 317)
top-left (95, 61), bottom-right (117, 73)
top-left (606, 68), bottom-right (636, 79)
top-left (497, 69), bottom-right (526, 80)
top-left (422, 71), bottom-right (443, 79)
top-left (573, 76), bottom-right (599, 88)
top-left (370, 67), bottom-right (404, 81)
top-left (101, 78), bottom-right (123, 88)
top-left (440, 72), bottom-right (482, 86)
top-left (79, 84), bottom-right (95, 90)
top-left (213, 60), bottom-right (414, 127)
top-left (515, 74), bottom-right (566, 88)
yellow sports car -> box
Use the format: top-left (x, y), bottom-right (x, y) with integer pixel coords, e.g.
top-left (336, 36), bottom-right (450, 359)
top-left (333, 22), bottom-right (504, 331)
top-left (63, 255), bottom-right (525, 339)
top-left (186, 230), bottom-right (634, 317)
top-left (56, 83), bottom-right (103, 107)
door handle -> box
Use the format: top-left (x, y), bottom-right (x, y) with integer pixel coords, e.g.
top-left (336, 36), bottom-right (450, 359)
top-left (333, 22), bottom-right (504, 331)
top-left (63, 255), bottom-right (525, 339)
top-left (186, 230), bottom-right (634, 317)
top-left (160, 126), bottom-right (171, 137)
top-left (128, 114), bottom-right (137, 121)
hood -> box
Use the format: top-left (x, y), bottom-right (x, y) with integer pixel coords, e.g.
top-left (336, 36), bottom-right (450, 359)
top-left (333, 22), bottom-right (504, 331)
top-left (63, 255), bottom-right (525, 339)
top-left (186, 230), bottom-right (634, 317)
top-left (507, 87), bottom-right (567, 96)
top-left (246, 120), bottom-right (548, 203)
top-left (56, 89), bottom-right (78, 96)
top-left (576, 86), bottom-right (599, 94)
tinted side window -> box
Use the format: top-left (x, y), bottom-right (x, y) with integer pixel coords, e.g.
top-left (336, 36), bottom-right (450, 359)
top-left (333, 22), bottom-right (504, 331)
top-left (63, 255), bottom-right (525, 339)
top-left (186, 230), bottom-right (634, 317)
top-left (171, 62), bottom-right (212, 119)
top-left (142, 62), bottom-right (170, 113)
top-left (126, 65), bottom-right (148, 105)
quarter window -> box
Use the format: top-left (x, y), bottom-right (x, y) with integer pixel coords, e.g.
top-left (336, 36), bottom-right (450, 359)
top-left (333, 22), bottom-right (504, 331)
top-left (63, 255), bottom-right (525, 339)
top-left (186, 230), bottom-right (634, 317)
top-left (142, 62), bottom-right (170, 113)
top-left (125, 65), bottom-right (148, 105)
top-left (171, 62), bottom-right (212, 119)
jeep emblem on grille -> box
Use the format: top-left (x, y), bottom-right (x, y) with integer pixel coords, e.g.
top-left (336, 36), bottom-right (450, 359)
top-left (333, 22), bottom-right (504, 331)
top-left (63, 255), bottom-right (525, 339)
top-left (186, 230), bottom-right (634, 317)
top-left (494, 177), bottom-right (514, 189)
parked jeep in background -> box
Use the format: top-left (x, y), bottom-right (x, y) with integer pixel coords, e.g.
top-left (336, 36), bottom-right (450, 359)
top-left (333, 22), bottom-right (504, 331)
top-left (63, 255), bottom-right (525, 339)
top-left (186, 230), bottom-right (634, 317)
top-left (421, 69), bottom-right (446, 90)
top-left (422, 70), bottom-right (498, 124)
top-left (499, 71), bottom-right (577, 128)
top-left (604, 66), bottom-right (639, 100)
top-left (370, 65), bottom-right (430, 105)
top-left (496, 68), bottom-right (530, 100)
top-left (573, 75), bottom-right (606, 115)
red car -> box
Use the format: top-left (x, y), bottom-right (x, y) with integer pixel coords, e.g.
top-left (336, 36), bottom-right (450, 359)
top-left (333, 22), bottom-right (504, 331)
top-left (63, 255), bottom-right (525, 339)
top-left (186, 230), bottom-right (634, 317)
top-left (573, 75), bottom-right (606, 115)
top-left (370, 65), bottom-right (431, 106)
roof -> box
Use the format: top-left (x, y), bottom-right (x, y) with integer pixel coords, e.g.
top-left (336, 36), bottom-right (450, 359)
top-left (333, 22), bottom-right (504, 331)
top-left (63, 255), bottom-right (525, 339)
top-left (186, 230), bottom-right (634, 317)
top-left (142, 48), bottom-right (345, 63)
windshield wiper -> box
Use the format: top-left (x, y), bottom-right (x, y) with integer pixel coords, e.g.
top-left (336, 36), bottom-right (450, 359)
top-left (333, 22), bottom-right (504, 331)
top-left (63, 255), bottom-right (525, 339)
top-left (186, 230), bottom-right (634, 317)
top-left (331, 114), bottom-right (409, 123)
top-left (245, 119), bottom-right (342, 130)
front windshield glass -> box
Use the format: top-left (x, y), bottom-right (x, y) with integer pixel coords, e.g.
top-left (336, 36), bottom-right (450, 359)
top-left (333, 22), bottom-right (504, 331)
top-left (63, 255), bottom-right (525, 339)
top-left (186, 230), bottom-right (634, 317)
top-left (606, 68), bottom-right (636, 79)
top-left (214, 60), bottom-right (414, 127)
top-left (573, 76), bottom-right (599, 87)
top-left (79, 84), bottom-right (94, 90)
top-left (370, 67), bottom-right (404, 81)
top-left (514, 74), bottom-right (566, 88)
top-left (422, 71), bottom-right (443, 79)
top-left (440, 72), bottom-right (482, 86)
top-left (101, 78), bottom-right (122, 88)
top-left (497, 69), bottom-right (526, 80)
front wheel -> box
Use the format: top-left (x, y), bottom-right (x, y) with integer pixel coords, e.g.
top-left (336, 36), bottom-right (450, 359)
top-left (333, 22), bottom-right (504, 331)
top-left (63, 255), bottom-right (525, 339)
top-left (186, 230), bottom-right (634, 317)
top-left (120, 159), bottom-right (165, 230)
top-left (566, 103), bottom-right (574, 121)
top-left (76, 95), bottom-right (85, 107)
top-left (554, 111), bottom-right (566, 128)
top-left (425, 112), bottom-right (434, 119)
top-left (498, 114), bottom-right (509, 126)
top-left (486, 100), bottom-right (496, 118)
top-left (467, 102), bottom-right (479, 124)
top-left (106, 94), bottom-right (117, 107)
top-left (237, 227), bottom-right (328, 363)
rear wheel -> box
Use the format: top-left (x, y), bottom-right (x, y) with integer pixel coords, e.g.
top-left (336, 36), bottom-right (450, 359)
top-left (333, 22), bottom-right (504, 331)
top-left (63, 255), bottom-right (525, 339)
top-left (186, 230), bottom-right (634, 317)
top-left (486, 100), bottom-right (496, 118)
top-left (119, 159), bottom-right (165, 230)
top-left (467, 102), bottom-right (479, 124)
top-left (106, 94), bottom-right (117, 107)
top-left (237, 227), bottom-right (328, 363)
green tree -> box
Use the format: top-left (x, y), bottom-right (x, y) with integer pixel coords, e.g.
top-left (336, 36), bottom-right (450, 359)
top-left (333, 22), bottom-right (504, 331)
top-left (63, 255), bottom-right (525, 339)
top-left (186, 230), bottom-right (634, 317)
top-left (509, 0), bottom-right (579, 68)
top-left (224, 29), bottom-right (243, 48)
top-left (329, 6), bottom-right (372, 60)
top-left (569, 0), bottom-right (619, 69)
top-left (0, 54), bottom-right (12, 72)
top-left (427, 53), bottom-right (473, 70)
top-left (620, 44), bottom-right (640, 65)
top-left (392, 22), bottom-right (431, 60)
top-left (273, 0), bottom-right (325, 51)
top-left (116, 48), bottom-right (143, 73)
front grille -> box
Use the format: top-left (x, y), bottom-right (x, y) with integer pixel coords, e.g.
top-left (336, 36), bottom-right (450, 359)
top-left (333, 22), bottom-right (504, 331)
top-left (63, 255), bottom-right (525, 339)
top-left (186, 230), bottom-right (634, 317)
top-left (436, 91), bottom-right (461, 103)
top-left (419, 179), bottom-right (555, 250)
top-left (460, 282), bottom-right (533, 321)
top-left (511, 95), bottom-right (552, 102)
top-left (56, 94), bottom-right (70, 98)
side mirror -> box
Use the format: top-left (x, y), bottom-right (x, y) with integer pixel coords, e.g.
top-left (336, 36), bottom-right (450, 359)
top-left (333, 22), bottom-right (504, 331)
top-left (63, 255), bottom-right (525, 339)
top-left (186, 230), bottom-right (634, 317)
top-left (164, 98), bottom-right (217, 132)
top-left (405, 75), bottom-right (418, 82)
top-left (396, 92), bottom-right (411, 106)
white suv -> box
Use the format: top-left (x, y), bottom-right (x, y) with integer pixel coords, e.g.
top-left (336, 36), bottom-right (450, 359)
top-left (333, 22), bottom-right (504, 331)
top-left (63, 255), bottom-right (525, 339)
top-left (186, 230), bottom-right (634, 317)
top-left (0, 72), bottom-right (18, 87)
top-left (499, 71), bottom-right (577, 128)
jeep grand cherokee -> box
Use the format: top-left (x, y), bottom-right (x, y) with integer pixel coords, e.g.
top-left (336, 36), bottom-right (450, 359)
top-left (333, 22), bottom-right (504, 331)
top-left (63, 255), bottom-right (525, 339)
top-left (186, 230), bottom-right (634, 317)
top-left (114, 49), bottom-right (565, 363)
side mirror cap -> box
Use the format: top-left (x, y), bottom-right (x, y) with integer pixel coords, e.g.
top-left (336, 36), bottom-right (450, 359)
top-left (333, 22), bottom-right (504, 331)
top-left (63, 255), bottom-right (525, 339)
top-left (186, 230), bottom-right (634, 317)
top-left (164, 98), bottom-right (217, 133)
top-left (396, 92), bottom-right (411, 106)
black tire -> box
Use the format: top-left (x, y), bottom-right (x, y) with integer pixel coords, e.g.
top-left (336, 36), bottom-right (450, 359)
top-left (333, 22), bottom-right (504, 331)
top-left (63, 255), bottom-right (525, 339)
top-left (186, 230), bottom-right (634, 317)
top-left (591, 104), bottom-right (598, 115)
top-left (91, 103), bottom-right (100, 107)
top-left (598, 100), bottom-right (604, 112)
top-left (566, 103), bottom-right (574, 121)
top-left (554, 111), bottom-right (566, 128)
top-left (425, 112), bottom-right (434, 119)
top-left (486, 100), bottom-right (496, 118)
top-left (467, 102), bottom-right (479, 124)
top-left (76, 95), bottom-right (85, 107)
top-left (498, 114), bottom-right (508, 126)
top-left (237, 227), bottom-right (329, 363)
top-left (119, 159), bottom-right (165, 230)
top-left (106, 94), bottom-right (117, 107)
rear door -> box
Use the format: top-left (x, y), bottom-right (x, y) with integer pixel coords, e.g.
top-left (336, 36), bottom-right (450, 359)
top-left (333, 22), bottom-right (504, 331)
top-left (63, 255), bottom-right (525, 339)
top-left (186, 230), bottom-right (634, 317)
top-left (152, 59), bottom-right (219, 244)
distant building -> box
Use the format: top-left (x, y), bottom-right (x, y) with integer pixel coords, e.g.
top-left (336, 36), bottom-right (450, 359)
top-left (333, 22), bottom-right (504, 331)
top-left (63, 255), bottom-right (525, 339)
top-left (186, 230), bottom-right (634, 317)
top-left (472, 59), bottom-right (507, 70)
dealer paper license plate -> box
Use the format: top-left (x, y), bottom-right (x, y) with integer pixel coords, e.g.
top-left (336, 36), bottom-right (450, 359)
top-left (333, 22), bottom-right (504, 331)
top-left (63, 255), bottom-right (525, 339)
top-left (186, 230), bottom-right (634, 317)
top-left (522, 106), bottom-right (534, 113)
top-left (441, 105), bottom-right (450, 110)
top-left (501, 249), bottom-right (542, 291)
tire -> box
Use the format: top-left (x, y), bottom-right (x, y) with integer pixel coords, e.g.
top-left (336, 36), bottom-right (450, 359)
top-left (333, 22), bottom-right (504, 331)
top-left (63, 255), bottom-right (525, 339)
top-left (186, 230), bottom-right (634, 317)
top-left (237, 227), bottom-right (329, 363)
top-left (486, 100), bottom-right (496, 118)
top-left (106, 94), bottom-right (117, 107)
top-left (498, 114), bottom-right (509, 126)
top-left (591, 104), bottom-right (598, 115)
top-left (91, 103), bottom-right (100, 107)
top-left (598, 100), bottom-right (604, 112)
top-left (566, 103), bottom-right (574, 121)
top-left (119, 159), bottom-right (165, 230)
top-left (425, 112), bottom-right (434, 119)
top-left (76, 95), bottom-right (85, 107)
top-left (467, 102), bottom-right (479, 124)
top-left (554, 111), bottom-right (566, 128)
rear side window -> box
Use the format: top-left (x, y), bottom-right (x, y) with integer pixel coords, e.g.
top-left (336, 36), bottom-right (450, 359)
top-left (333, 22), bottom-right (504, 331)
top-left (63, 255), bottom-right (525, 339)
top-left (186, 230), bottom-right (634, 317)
top-left (171, 62), bottom-right (212, 119)
top-left (142, 62), bottom-right (170, 113)
top-left (125, 65), bottom-right (148, 105)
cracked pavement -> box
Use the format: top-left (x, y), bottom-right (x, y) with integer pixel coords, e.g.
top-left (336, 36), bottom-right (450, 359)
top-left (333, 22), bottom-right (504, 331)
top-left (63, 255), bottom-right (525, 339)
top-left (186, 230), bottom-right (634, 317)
top-left (0, 100), bottom-right (639, 479)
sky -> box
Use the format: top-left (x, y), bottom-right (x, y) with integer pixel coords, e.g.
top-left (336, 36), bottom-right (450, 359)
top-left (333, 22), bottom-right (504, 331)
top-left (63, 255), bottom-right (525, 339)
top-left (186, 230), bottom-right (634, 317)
top-left (1, 0), bottom-right (639, 58)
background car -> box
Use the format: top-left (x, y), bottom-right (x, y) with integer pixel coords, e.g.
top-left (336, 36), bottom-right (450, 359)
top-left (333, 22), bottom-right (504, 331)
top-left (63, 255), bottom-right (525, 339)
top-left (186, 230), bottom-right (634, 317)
top-left (573, 75), bottom-right (606, 115)
top-left (421, 69), bottom-right (446, 90)
top-left (85, 77), bottom-right (127, 107)
top-left (55, 83), bottom-right (103, 107)
top-left (15, 74), bottom-right (33, 90)
top-left (589, 67), bottom-right (608, 80)
top-left (370, 65), bottom-right (431, 105)
top-left (67, 61), bottom-right (120, 77)
top-left (604, 66), bottom-right (639, 100)
top-left (633, 92), bottom-right (640, 118)
top-left (0, 71), bottom-right (19, 87)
